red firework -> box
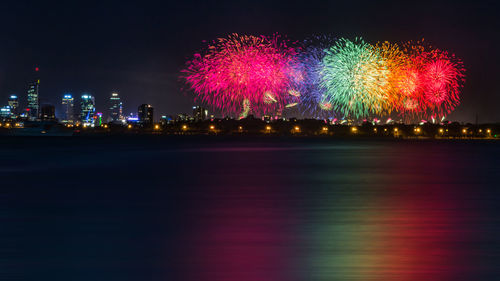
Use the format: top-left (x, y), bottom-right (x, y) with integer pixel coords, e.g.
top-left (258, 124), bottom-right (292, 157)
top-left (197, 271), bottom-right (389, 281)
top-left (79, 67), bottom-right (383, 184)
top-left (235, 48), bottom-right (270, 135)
top-left (398, 41), bottom-right (465, 119)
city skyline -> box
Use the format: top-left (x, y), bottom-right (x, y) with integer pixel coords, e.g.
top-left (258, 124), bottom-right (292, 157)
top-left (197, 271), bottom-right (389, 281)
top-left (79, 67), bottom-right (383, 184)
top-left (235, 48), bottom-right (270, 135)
top-left (0, 74), bottom-right (495, 125)
top-left (0, 80), bottom-right (157, 123)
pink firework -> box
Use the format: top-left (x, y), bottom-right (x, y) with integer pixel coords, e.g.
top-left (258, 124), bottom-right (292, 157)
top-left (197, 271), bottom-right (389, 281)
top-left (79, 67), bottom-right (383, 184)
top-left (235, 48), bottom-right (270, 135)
top-left (182, 33), bottom-right (301, 116)
top-left (422, 53), bottom-right (465, 113)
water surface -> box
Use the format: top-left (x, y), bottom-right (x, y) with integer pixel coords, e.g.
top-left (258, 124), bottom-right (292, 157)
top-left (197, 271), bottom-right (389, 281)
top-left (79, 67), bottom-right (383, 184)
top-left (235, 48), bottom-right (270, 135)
top-left (1, 137), bottom-right (499, 281)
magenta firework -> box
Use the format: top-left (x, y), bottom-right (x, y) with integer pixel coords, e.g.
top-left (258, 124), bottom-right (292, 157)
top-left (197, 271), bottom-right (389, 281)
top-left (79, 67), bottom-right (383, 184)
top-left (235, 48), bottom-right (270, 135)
top-left (182, 33), bottom-right (302, 117)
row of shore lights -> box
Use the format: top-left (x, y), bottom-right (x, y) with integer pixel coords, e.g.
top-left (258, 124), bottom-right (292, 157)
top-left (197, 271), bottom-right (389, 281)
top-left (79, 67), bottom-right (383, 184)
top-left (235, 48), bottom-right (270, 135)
top-left (57, 124), bottom-right (493, 135)
top-left (0, 122), bottom-right (23, 128)
top-left (0, 122), bottom-right (494, 135)
top-left (177, 124), bottom-right (323, 133)
top-left (350, 126), bottom-right (492, 135)
top-left (131, 124), bottom-right (494, 135)
top-left (0, 122), bottom-right (495, 136)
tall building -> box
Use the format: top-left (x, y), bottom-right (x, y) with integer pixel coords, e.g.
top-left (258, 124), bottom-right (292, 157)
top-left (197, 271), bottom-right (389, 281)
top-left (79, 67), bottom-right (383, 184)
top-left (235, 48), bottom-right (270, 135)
top-left (193, 106), bottom-right (208, 121)
top-left (40, 104), bottom-right (56, 120)
top-left (61, 94), bottom-right (74, 124)
top-left (80, 94), bottom-right (96, 126)
top-left (0, 106), bottom-right (11, 119)
top-left (27, 80), bottom-right (40, 120)
top-left (8, 95), bottom-right (19, 116)
top-left (108, 92), bottom-right (123, 123)
top-left (138, 104), bottom-right (154, 126)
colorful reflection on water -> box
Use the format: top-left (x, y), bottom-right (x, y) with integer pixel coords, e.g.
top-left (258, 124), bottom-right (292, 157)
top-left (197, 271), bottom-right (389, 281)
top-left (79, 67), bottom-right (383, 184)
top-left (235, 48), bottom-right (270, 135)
top-left (1, 138), bottom-right (499, 281)
top-left (180, 142), bottom-right (494, 281)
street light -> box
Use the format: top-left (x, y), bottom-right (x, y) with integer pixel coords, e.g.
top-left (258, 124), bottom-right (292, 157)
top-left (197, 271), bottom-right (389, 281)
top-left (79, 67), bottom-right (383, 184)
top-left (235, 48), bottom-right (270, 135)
top-left (351, 127), bottom-right (357, 133)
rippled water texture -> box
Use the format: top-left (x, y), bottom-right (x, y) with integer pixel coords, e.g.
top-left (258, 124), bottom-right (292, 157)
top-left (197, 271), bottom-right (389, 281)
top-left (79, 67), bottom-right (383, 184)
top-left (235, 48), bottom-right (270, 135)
top-left (1, 137), bottom-right (499, 281)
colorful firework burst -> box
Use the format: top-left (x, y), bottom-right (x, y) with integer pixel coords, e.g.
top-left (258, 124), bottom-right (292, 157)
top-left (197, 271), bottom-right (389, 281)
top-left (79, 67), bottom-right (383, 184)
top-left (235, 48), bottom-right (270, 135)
top-left (397, 40), bottom-right (465, 119)
top-left (296, 35), bottom-right (338, 117)
top-left (182, 33), bottom-right (300, 116)
top-left (183, 35), bottom-right (465, 121)
top-left (320, 38), bottom-right (391, 118)
top-left (421, 49), bottom-right (465, 116)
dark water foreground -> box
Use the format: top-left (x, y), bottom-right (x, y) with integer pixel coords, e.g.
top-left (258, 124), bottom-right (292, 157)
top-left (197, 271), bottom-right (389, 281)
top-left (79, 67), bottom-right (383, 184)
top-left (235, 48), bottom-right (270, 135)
top-left (1, 136), bottom-right (499, 281)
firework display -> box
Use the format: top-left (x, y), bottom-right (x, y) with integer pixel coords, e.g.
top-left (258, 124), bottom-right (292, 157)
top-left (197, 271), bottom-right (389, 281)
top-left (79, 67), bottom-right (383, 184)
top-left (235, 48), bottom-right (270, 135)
top-left (182, 33), bottom-right (301, 116)
top-left (395, 41), bottom-right (465, 118)
top-left (320, 38), bottom-right (392, 118)
top-left (183, 34), bottom-right (465, 120)
top-left (296, 35), bottom-right (337, 116)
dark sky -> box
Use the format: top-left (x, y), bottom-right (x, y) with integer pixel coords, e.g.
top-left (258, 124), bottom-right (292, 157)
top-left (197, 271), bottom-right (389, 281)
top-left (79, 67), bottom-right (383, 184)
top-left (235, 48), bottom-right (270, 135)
top-left (0, 0), bottom-right (498, 122)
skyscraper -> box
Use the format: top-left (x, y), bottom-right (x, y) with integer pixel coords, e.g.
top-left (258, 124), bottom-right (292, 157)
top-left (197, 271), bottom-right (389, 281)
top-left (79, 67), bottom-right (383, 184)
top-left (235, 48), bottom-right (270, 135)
top-left (109, 92), bottom-right (123, 123)
top-left (61, 94), bottom-right (74, 124)
top-left (27, 80), bottom-right (40, 120)
top-left (41, 104), bottom-right (56, 120)
top-left (193, 106), bottom-right (208, 121)
top-left (7, 95), bottom-right (19, 116)
top-left (80, 94), bottom-right (95, 126)
top-left (138, 104), bottom-right (154, 126)
top-left (0, 106), bottom-right (11, 119)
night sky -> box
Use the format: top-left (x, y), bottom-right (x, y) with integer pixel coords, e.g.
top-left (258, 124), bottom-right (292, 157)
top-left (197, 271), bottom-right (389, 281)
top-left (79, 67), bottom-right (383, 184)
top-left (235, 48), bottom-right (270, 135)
top-left (0, 0), bottom-right (498, 122)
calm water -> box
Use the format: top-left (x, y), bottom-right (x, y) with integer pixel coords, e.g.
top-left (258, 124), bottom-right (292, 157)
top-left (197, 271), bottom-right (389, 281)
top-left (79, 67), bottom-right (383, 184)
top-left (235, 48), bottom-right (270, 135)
top-left (1, 137), bottom-right (500, 281)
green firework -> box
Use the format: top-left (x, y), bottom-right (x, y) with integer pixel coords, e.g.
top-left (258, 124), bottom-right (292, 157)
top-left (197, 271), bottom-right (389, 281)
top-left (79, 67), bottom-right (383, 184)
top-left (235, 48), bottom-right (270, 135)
top-left (320, 38), bottom-right (391, 118)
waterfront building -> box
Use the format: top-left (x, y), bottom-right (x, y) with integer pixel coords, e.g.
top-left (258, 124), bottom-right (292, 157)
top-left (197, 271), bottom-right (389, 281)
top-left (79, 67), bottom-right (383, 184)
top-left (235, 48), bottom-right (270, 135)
top-left (193, 106), bottom-right (208, 121)
top-left (176, 114), bottom-right (189, 122)
top-left (109, 92), bottom-right (123, 123)
top-left (27, 80), bottom-right (40, 120)
top-left (61, 94), bottom-right (74, 124)
top-left (80, 94), bottom-right (95, 126)
top-left (41, 104), bottom-right (56, 120)
top-left (160, 115), bottom-right (174, 126)
top-left (0, 106), bottom-right (12, 119)
top-left (138, 104), bottom-right (154, 126)
top-left (8, 95), bottom-right (19, 116)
